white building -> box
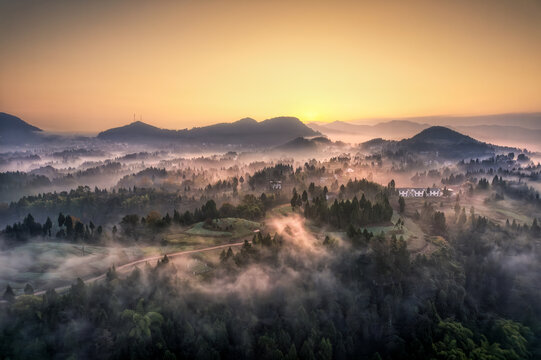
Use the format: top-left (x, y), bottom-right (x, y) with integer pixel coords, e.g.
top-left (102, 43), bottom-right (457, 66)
top-left (398, 187), bottom-right (441, 198)
top-left (269, 180), bottom-right (282, 190)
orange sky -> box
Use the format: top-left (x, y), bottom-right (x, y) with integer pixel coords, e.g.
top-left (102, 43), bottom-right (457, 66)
top-left (1, 0), bottom-right (540, 132)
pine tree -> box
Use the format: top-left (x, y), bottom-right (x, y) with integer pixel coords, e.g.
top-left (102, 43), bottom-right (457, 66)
top-left (3, 284), bottom-right (15, 302)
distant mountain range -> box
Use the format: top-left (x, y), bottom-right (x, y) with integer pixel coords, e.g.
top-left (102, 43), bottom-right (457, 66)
top-left (308, 120), bottom-right (429, 139)
top-left (273, 126), bottom-right (500, 159)
top-left (309, 115), bottom-right (541, 151)
top-left (97, 117), bottom-right (320, 146)
top-left (1, 111), bottom-right (537, 154)
top-left (351, 113), bottom-right (541, 129)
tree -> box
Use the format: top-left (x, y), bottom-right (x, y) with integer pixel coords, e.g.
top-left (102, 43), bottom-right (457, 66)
top-left (24, 283), bottom-right (34, 295)
top-left (398, 196), bottom-right (405, 213)
top-left (58, 212), bottom-right (65, 227)
top-left (43, 217), bottom-right (52, 237)
top-left (64, 215), bottom-right (74, 237)
top-left (3, 284), bottom-right (15, 302)
top-left (291, 189), bottom-right (299, 210)
top-left (121, 305), bottom-right (164, 341)
top-left (121, 214), bottom-right (140, 237)
top-left (317, 338), bottom-right (332, 360)
top-left (302, 190), bottom-right (308, 202)
top-left (300, 339), bottom-right (316, 360)
top-left (433, 211), bottom-right (447, 235)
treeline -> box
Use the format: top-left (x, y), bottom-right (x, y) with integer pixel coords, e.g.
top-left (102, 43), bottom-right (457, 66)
top-left (118, 193), bottom-right (278, 241)
top-left (2, 193), bottom-right (279, 245)
top-left (1, 185), bottom-right (188, 227)
top-left (0, 162), bottom-right (126, 202)
top-left (3, 212), bottom-right (104, 243)
top-left (338, 178), bottom-right (386, 199)
top-left (303, 194), bottom-right (393, 229)
top-left (0, 171), bottom-right (52, 202)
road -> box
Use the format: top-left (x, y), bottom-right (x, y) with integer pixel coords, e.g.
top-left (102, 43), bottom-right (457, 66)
top-left (30, 241), bottom-right (245, 297)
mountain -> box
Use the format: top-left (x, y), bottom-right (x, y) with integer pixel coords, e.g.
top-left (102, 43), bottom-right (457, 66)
top-left (310, 114), bottom-right (541, 151)
top-left (373, 120), bottom-right (429, 134)
top-left (454, 125), bottom-right (541, 151)
top-left (0, 113), bottom-right (43, 145)
top-left (307, 120), bottom-right (430, 140)
top-left (350, 113), bottom-right (541, 130)
top-left (0, 112), bottom-right (42, 133)
top-left (98, 116), bottom-right (320, 147)
top-left (398, 126), bottom-right (495, 158)
top-left (96, 121), bottom-right (177, 142)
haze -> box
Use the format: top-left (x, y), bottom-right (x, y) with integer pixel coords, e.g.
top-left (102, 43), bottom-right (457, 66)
top-left (1, 0), bottom-right (540, 132)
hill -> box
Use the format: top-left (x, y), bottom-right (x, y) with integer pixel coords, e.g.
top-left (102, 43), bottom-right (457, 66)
top-left (273, 135), bottom-right (345, 156)
top-left (98, 116), bottom-right (319, 147)
top-left (0, 113), bottom-right (44, 145)
top-left (398, 126), bottom-right (495, 158)
top-left (95, 121), bottom-right (177, 142)
top-left (274, 137), bottom-right (319, 152)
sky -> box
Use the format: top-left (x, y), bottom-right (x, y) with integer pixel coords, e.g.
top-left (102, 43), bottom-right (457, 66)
top-left (1, 0), bottom-right (540, 132)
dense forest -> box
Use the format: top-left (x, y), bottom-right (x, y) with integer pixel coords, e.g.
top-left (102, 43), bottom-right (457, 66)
top-left (2, 214), bottom-right (540, 359)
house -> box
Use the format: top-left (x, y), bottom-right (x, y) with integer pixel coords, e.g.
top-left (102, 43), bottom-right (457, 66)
top-left (269, 180), bottom-right (282, 190)
top-left (398, 187), bottom-right (441, 198)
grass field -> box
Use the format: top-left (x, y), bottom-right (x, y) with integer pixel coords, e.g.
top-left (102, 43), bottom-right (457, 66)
top-left (184, 218), bottom-right (260, 238)
top-left (268, 203), bottom-right (295, 218)
top-left (403, 194), bottom-right (539, 227)
top-left (362, 213), bottom-right (428, 252)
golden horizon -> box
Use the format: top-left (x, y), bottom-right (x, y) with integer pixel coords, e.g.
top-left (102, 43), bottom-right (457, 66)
top-left (1, 0), bottom-right (540, 132)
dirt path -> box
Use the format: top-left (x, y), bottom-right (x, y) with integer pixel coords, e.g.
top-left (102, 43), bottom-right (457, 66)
top-left (30, 241), bottom-right (245, 297)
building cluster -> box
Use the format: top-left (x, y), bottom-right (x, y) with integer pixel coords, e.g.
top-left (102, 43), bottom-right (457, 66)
top-left (398, 187), bottom-right (441, 198)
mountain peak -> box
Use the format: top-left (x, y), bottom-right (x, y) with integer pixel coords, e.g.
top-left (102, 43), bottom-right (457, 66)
top-left (410, 126), bottom-right (478, 143)
top-left (398, 126), bottom-right (494, 158)
top-left (234, 117), bottom-right (257, 125)
top-left (127, 121), bottom-right (159, 128)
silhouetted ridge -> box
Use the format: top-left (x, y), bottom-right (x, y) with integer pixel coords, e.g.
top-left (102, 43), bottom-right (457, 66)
top-left (0, 112), bottom-right (46, 145)
top-left (97, 116), bottom-right (319, 146)
top-left (0, 112), bottom-right (42, 133)
top-left (399, 126), bottom-right (494, 158)
top-left (408, 126), bottom-right (478, 144)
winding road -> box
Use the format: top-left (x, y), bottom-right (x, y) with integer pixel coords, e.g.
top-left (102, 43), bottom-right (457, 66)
top-left (30, 241), bottom-right (245, 297)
